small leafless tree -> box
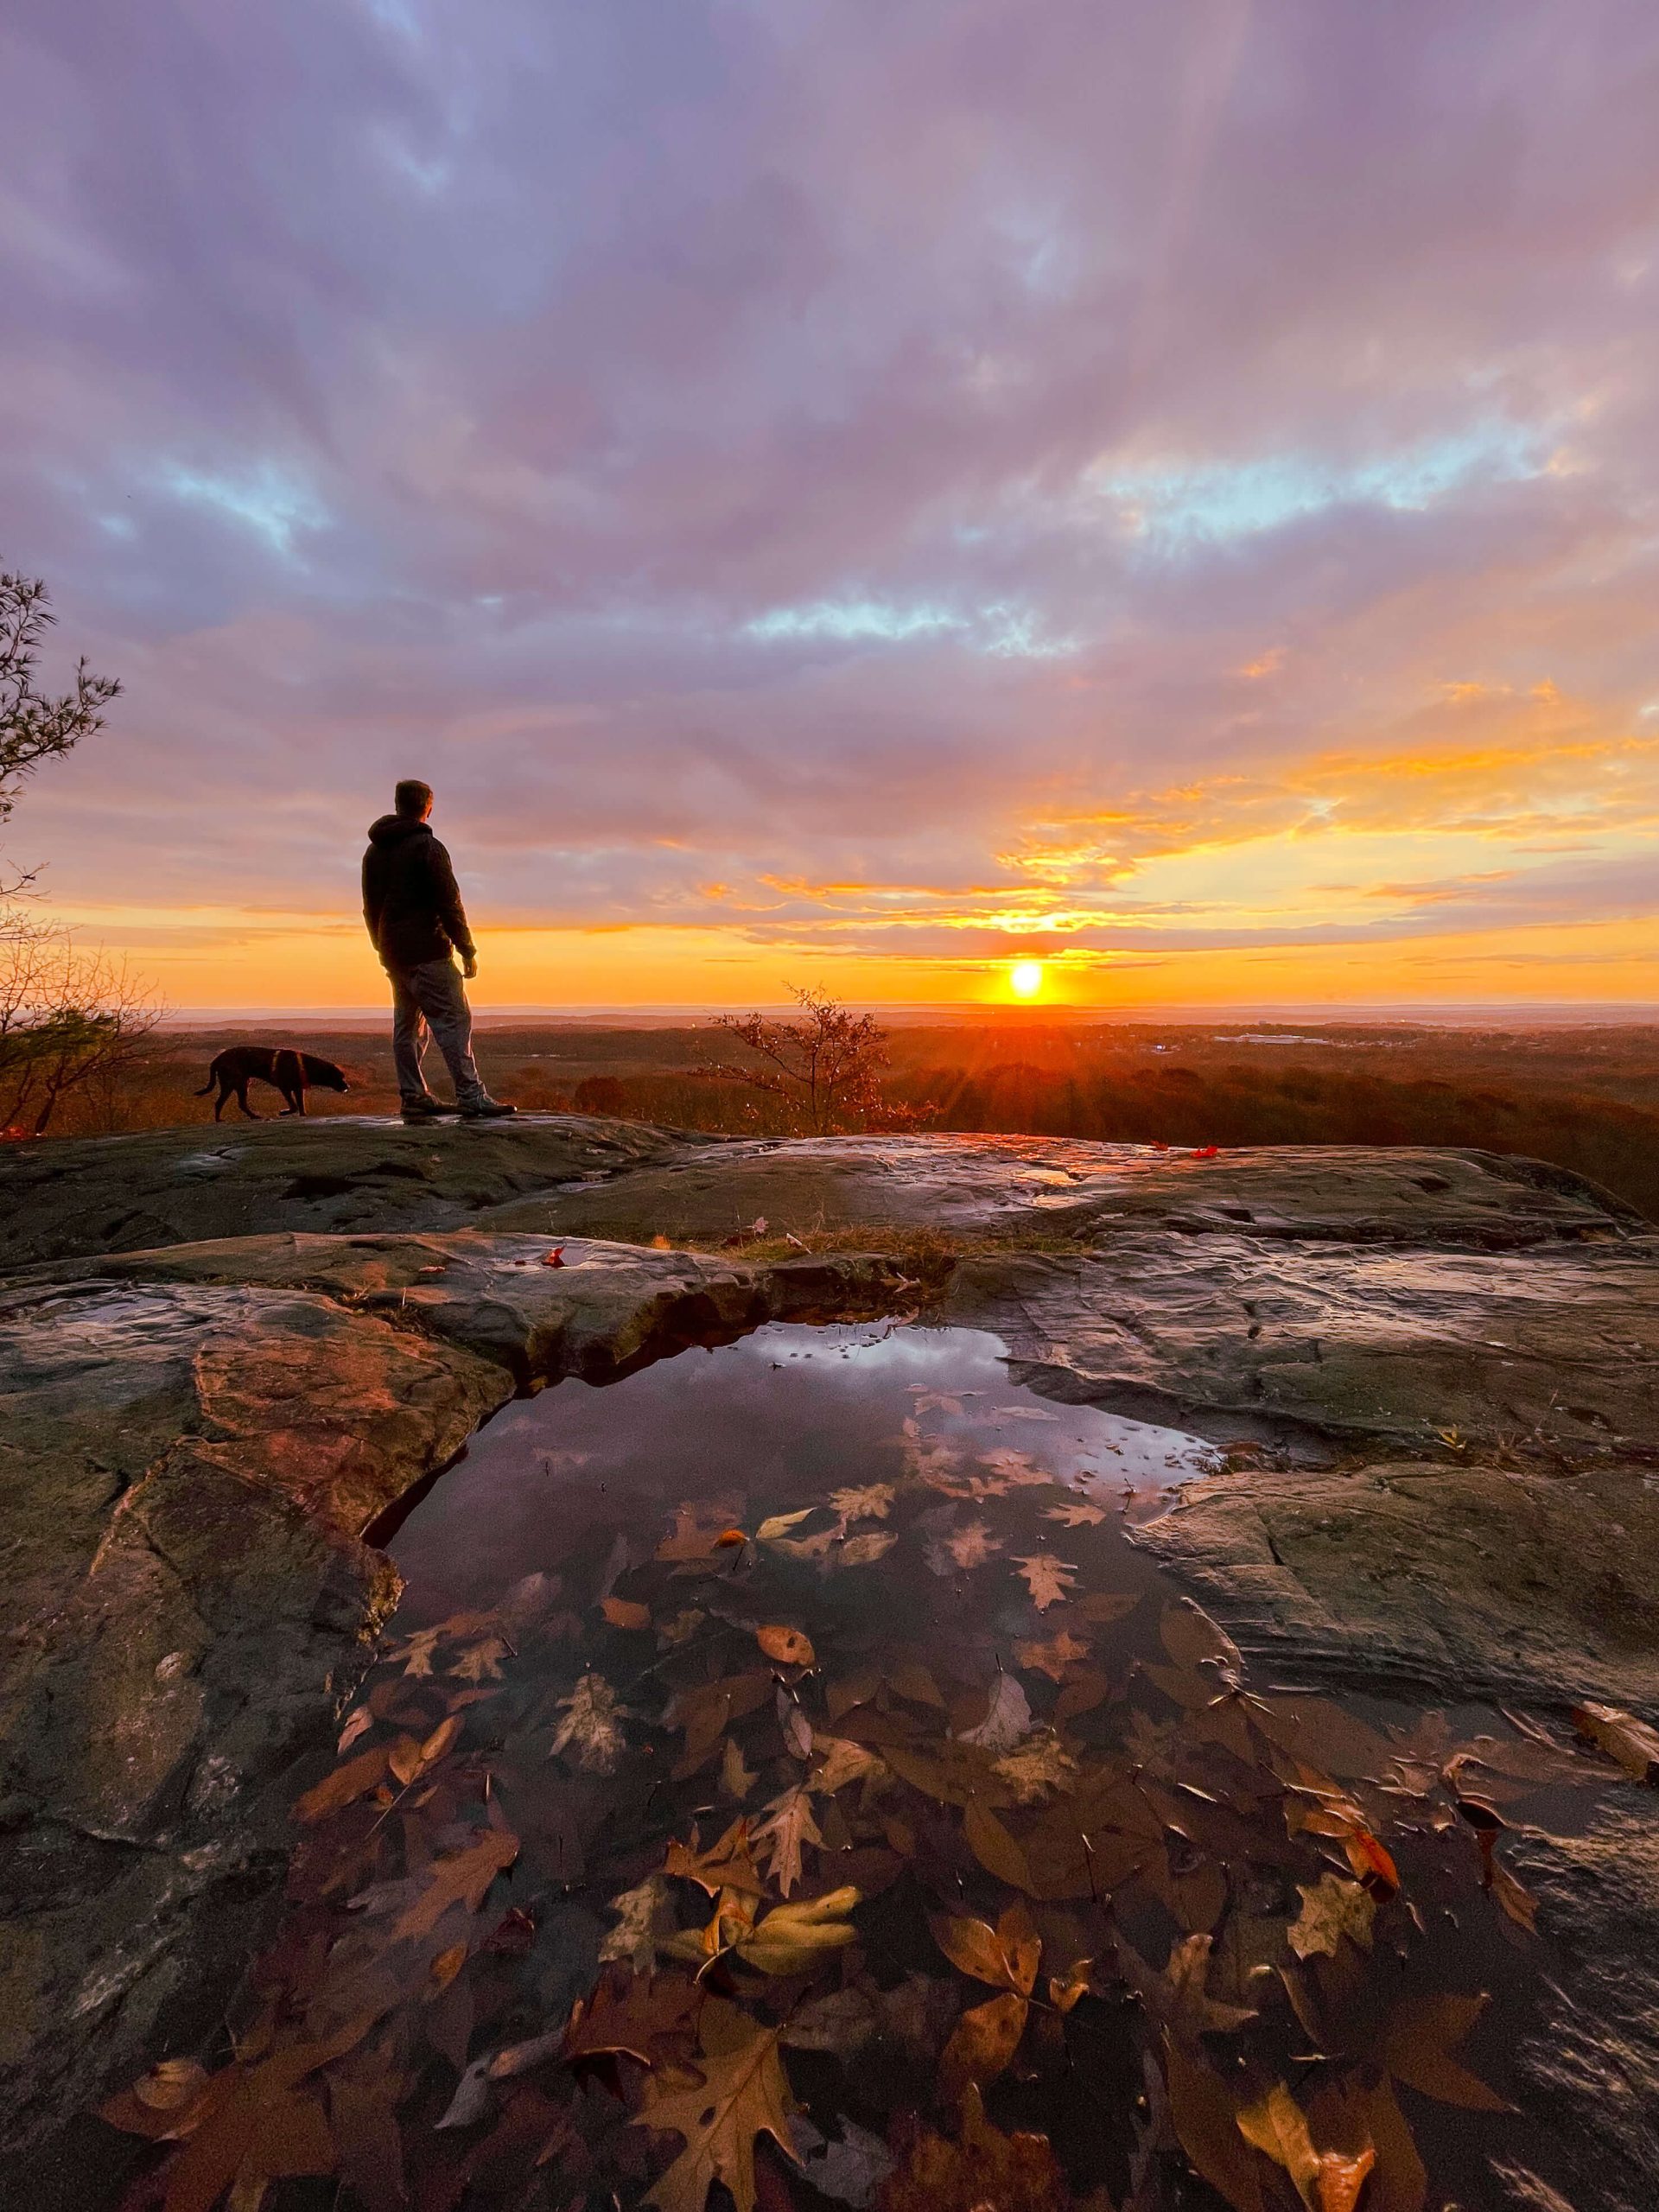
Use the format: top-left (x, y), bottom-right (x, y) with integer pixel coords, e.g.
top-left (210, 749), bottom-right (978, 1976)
top-left (701, 985), bottom-right (934, 1135)
top-left (0, 917), bottom-right (162, 1135)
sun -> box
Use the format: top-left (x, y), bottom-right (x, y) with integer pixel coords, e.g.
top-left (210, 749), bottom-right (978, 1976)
top-left (1009, 960), bottom-right (1044, 1000)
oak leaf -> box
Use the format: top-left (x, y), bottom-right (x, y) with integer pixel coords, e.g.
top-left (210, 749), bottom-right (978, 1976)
top-left (549, 1672), bottom-right (628, 1773)
top-left (1014, 1629), bottom-right (1090, 1682)
top-left (634, 1999), bottom-right (798, 2212)
top-left (751, 1785), bottom-right (823, 1897)
top-left (389, 1825), bottom-right (519, 1942)
top-left (1014, 1554), bottom-right (1077, 1611)
top-left (1044, 1501), bottom-right (1107, 1527)
top-left (721, 1736), bottom-right (758, 1801)
top-left (811, 1735), bottom-right (885, 1796)
top-left (598, 1876), bottom-right (665, 1971)
top-left (664, 1818), bottom-right (768, 1898)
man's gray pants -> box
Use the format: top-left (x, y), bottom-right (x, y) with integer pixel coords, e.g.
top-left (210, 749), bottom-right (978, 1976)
top-left (387, 958), bottom-right (489, 1109)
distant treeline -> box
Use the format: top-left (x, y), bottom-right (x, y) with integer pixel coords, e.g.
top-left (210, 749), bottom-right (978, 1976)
top-left (34, 1019), bottom-right (1659, 1227)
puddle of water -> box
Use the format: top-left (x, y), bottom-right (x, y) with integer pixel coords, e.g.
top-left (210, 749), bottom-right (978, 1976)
top-left (104, 1322), bottom-right (1616, 2211)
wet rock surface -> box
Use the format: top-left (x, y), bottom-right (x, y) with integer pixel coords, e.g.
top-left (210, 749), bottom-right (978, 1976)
top-left (0, 1112), bottom-right (691, 1268)
top-left (4, 1116), bottom-right (1659, 2196)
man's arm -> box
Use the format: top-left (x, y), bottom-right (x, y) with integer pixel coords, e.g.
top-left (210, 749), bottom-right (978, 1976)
top-left (361, 850), bottom-right (384, 953)
top-left (429, 839), bottom-right (477, 965)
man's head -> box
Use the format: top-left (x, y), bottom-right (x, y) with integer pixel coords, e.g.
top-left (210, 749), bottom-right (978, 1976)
top-left (394, 779), bottom-right (434, 822)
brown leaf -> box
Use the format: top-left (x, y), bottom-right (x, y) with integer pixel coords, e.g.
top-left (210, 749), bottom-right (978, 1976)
top-left (963, 1796), bottom-right (1036, 1892)
top-left (388, 1713), bottom-right (461, 1789)
top-left (1117, 1933), bottom-right (1257, 2042)
top-left (563, 1971), bottom-right (701, 2068)
top-left (549, 1671), bottom-right (629, 1773)
top-left (389, 1825), bottom-right (519, 1942)
top-left (664, 1818), bottom-right (768, 1898)
top-left (336, 1708), bottom-right (373, 1756)
top-left (1014, 1554), bottom-right (1077, 1611)
top-left (875, 2083), bottom-right (1067, 2212)
top-left (994, 1732), bottom-right (1080, 1805)
top-left (1048, 1961), bottom-right (1093, 2013)
top-left (294, 1745), bottom-right (388, 1824)
top-left (451, 1635), bottom-right (509, 1683)
top-left (1014, 1630), bottom-right (1090, 1683)
top-left (634, 1998), bottom-right (798, 2212)
top-left (757, 1624), bottom-right (816, 1669)
top-left (429, 1944), bottom-right (467, 1995)
top-left (1044, 1502), bottom-right (1107, 1528)
top-left (1236, 2082), bottom-right (1376, 2212)
top-left (830, 1484), bottom-right (894, 1522)
top-left (1163, 2037), bottom-right (1264, 2212)
top-left (1573, 1700), bottom-right (1659, 1781)
top-left (751, 1785), bottom-right (823, 1897)
top-left (1491, 1858), bottom-right (1540, 1935)
top-left (939, 1992), bottom-right (1029, 2101)
top-left (1381, 1993), bottom-right (1510, 2111)
top-left (930, 1900), bottom-right (1041, 1996)
top-left (601, 1597), bottom-right (652, 1630)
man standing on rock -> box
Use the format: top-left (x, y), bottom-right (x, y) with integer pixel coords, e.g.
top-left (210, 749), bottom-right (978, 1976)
top-left (362, 780), bottom-right (517, 1122)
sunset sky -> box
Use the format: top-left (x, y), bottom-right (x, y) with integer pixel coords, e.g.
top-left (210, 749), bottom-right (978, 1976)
top-left (3, 0), bottom-right (1658, 1010)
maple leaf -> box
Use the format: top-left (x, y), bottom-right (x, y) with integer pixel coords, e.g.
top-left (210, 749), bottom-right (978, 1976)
top-left (992, 1731), bottom-right (1078, 1804)
top-left (750, 1784), bottom-right (823, 1897)
top-left (1288, 1874), bottom-right (1376, 1961)
top-left (1014, 1629), bottom-right (1090, 1682)
top-left (1236, 2082), bottom-right (1376, 2212)
top-left (633, 1999), bottom-right (798, 2212)
top-left (549, 1672), bottom-right (628, 1773)
top-left (1117, 1932), bottom-right (1257, 2042)
top-left (1014, 1554), bottom-right (1078, 1611)
top-left (1381, 1993), bottom-right (1511, 2110)
top-left (664, 1818), bottom-right (768, 1898)
top-left (830, 1483), bottom-right (894, 1522)
top-left (1573, 1700), bottom-right (1659, 1780)
top-left (1044, 1501), bottom-right (1107, 1527)
top-left (958, 1675), bottom-right (1033, 1754)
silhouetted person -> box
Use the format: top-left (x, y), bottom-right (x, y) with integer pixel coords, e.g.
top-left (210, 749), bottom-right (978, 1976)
top-left (362, 780), bottom-right (516, 1122)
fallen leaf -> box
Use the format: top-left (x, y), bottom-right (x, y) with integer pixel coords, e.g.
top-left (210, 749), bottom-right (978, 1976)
top-left (336, 1708), bottom-right (373, 1756)
top-left (398, 1627), bottom-right (441, 1677)
top-left (1117, 1932), bottom-right (1258, 2042)
top-left (601, 1597), bottom-right (652, 1630)
top-left (664, 1819), bottom-right (768, 1898)
top-left (1573, 1701), bottom-right (1659, 1781)
top-left (1014, 1630), bottom-right (1090, 1682)
top-left (756, 1509), bottom-right (815, 1541)
top-left (1288, 1874), bottom-right (1376, 1961)
top-left (632, 1999), bottom-right (798, 2212)
top-left (1163, 2037), bottom-right (1265, 2212)
top-left (542, 1246), bottom-right (566, 1267)
top-left (875, 2083), bottom-right (1066, 2212)
top-left (135, 2058), bottom-right (212, 2114)
top-left (992, 1732), bottom-right (1079, 1804)
top-left (429, 1944), bottom-right (467, 1995)
top-left (1381, 1993), bottom-right (1510, 2110)
top-left (758, 1624), bottom-right (816, 1669)
top-left (599, 1876), bottom-right (666, 1971)
top-left (751, 1784), bottom-right (824, 1897)
top-left (730, 1886), bottom-right (861, 1976)
top-left (830, 1484), bottom-right (894, 1522)
top-left (389, 1825), bottom-right (519, 1941)
top-left (1236, 2082), bottom-right (1376, 2212)
top-left (958, 1675), bottom-right (1033, 1755)
top-left (930, 1900), bottom-right (1040, 1995)
top-left (839, 1531), bottom-right (898, 1567)
top-left (1048, 1961), bottom-right (1093, 2013)
top-left (940, 1991), bottom-right (1029, 2100)
top-left (549, 1672), bottom-right (628, 1773)
top-left (1044, 1502), bottom-right (1107, 1528)
top-left (1014, 1554), bottom-right (1078, 1611)
top-left (1491, 1858), bottom-right (1540, 1935)
top-left (721, 1736), bottom-right (758, 1801)
top-left (294, 1745), bottom-right (388, 1824)
top-left (938, 1520), bottom-right (1002, 1572)
top-left (812, 1736), bottom-right (885, 1796)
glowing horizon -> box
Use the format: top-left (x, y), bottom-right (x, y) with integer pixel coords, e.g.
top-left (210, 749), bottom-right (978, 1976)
top-left (3, 1), bottom-right (1657, 1014)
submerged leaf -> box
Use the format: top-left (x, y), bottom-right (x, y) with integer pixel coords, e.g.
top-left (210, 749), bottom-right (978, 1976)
top-left (664, 1819), bottom-right (768, 1899)
top-left (550, 1672), bottom-right (629, 1773)
top-left (751, 1785), bottom-right (824, 1897)
top-left (757, 1624), bottom-right (816, 1669)
top-left (633, 1998), bottom-right (798, 2212)
top-left (1236, 2082), bottom-right (1376, 2212)
top-left (958, 1675), bottom-right (1033, 1755)
top-left (939, 1991), bottom-right (1029, 2100)
top-left (1288, 1875), bottom-right (1376, 1961)
top-left (1014, 1555), bottom-right (1078, 1611)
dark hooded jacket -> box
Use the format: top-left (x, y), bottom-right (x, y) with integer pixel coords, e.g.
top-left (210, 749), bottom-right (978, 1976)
top-left (362, 816), bottom-right (476, 970)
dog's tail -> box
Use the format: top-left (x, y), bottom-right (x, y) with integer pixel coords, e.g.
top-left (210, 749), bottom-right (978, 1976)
top-left (194, 1052), bottom-right (224, 1096)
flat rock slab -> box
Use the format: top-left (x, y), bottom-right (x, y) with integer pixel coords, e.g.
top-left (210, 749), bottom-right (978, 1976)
top-left (517, 1132), bottom-right (1641, 1250)
top-left (942, 1235), bottom-right (1659, 1453)
top-left (0, 1233), bottom-right (907, 2154)
top-left (0, 1113), bottom-right (690, 1268)
top-left (1138, 1460), bottom-right (1659, 1709)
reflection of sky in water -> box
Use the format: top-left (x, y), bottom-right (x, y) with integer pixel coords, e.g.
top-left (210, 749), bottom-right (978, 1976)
top-left (391, 1321), bottom-right (1219, 1618)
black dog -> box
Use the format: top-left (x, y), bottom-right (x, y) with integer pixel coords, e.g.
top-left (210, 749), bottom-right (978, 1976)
top-left (195, 1046), bottom-right (350, 1120)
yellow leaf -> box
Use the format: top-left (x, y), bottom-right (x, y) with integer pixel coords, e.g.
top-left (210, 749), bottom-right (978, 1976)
top-left (1237, 2082), bottom-right (1376, 2212)
top-left (756, 1624), bottom-right (815, 1669)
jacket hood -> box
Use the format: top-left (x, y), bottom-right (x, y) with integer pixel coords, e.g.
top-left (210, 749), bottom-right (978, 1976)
top-left (367, 814), bottom-right (432, 846)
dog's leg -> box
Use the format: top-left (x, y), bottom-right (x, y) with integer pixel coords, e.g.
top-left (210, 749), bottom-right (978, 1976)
top-left (238, 1082), bottom-right (261, 1119)
top-left (213, 1086), bottom-right (227, 1122)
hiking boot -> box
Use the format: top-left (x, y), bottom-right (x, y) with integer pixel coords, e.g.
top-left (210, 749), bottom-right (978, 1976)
top-left (401, 1096), bottom-right (455, 1122)
top-left (458, 1097), bottom-right (518, 1121)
